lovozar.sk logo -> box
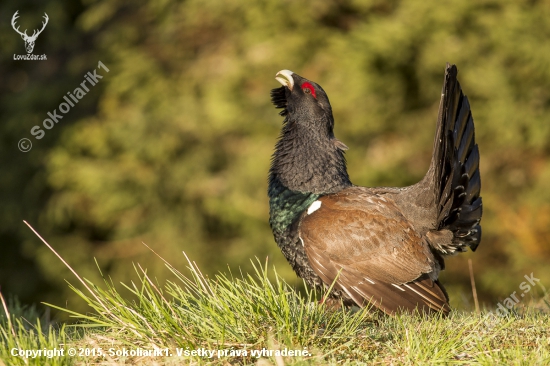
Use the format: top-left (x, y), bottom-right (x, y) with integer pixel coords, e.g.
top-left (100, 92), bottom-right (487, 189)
top-left (12, 10), bottom-right (48, 60)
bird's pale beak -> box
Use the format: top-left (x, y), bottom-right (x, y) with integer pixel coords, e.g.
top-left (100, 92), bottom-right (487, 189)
top-left (275, 70), bottom-right (294, 91)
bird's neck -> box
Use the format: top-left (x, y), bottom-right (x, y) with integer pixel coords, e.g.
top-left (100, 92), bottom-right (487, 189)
top-left (268, 119), bottom-right (351, 234)
top-left (268, 175), bottom-right (319, 235)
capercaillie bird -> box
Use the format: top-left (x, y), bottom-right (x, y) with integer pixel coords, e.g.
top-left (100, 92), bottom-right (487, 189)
top-left (268, 64), bottom-right (482, 315)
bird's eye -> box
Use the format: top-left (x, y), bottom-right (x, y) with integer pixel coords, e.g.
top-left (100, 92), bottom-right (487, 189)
top-left (301, 82), bottom-right (317, 98)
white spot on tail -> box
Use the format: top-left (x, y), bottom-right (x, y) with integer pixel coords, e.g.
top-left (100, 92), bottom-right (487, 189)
top-left (307, 200), bottom-right (322, 215)
top-left (299, 236), bottom-right (304, 247)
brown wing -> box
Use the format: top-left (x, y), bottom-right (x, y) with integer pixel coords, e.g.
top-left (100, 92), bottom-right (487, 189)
top-left (300, 187), bottom-right (450, 315)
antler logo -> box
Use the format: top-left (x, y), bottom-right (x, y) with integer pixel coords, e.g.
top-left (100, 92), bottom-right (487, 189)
top-left (11, 11), bottom-right (49, 54)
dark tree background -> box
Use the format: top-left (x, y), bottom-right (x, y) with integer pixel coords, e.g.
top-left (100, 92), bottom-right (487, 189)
top-left (1, 0), bottom-right (549, 315)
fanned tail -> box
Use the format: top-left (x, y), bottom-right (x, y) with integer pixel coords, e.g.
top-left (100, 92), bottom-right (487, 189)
top-left (430, 64), bottom-right (482, 254)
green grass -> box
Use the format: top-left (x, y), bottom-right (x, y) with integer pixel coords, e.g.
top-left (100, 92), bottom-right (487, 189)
top-left (1, 229), bottom-right (550, 365)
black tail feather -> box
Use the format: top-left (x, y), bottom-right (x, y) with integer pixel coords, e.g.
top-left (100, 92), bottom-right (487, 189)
top-left (431, 64), bottom-right (482, 253)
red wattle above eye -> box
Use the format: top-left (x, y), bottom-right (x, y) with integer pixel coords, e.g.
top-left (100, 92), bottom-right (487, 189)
top-left (301, 82), bottom-right (317, 98)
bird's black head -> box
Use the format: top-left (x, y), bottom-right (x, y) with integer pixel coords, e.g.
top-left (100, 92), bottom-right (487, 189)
top-left (269, 70), bottom-right (351, 195)
top-left (271, 70), bottom-right (333, 125)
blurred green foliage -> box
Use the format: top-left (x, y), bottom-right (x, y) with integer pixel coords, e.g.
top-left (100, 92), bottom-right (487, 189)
top-left (1, 0), bottom-right (549, 315)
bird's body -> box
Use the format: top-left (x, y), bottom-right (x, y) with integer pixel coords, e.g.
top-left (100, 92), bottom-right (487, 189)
top-left (268, 65), bottom-right (482, 315)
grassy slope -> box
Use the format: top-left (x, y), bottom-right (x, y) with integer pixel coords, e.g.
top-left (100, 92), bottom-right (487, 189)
top-left (1, 252), bottom-right (549, 365)
top-left (1, 227), bottom-right (549, 365)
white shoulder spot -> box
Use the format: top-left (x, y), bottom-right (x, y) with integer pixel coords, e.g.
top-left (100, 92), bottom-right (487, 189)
top-left (307, 200), bottom-right (322, 215)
